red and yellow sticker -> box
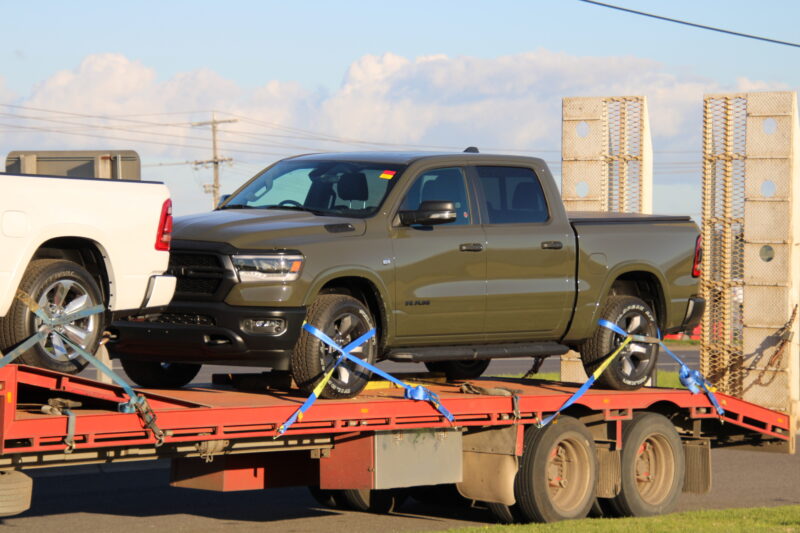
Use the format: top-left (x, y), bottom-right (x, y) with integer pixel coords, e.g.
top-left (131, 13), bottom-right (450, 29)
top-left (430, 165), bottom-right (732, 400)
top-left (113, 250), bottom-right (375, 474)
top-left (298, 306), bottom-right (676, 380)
top-left (379, 170), bottom-right (397, 180)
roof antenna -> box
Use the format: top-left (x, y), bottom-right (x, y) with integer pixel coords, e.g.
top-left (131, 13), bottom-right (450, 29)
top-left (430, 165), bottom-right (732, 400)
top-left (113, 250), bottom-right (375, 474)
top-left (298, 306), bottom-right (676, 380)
top-left (463, 146), bottom-right (479, 153)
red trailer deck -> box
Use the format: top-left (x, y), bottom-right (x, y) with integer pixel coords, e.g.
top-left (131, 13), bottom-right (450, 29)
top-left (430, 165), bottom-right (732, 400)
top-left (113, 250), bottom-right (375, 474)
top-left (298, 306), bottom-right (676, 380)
top-left (0, 363), bottom-right (794, 523)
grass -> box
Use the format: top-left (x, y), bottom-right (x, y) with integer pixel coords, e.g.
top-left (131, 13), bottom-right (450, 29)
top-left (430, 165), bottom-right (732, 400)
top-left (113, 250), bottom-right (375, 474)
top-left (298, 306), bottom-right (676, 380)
top-left (663, 338), bottom-right (701, 346)
top-left (490, 371), bottom-right (685, 389)
top-left (445, 505), bottom-right (800, 533)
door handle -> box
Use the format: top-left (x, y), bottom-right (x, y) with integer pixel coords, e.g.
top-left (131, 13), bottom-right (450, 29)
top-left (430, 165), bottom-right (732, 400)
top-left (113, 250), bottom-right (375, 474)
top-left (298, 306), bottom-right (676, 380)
top-left (541, 241), bottom-right (563, 250)
top-left (459, 243), bottom-right (484, 252)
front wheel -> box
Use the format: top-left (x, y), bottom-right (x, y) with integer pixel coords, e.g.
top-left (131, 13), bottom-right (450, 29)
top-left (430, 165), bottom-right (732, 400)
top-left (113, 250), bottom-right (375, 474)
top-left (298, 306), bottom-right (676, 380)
top-left (291, 294), bottom-right (377, 399)
top-left (0, 259), bottom-right (104, 374)
top-left (580, 295), bottom-right (659, 390)
top-left (120, 359), bottom-right (201, 388)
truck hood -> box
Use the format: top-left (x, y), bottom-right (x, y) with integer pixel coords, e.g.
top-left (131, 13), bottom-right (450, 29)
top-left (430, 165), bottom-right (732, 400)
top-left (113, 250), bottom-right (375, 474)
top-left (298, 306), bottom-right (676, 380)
top-left (173, 209), bottom-right (367, 250)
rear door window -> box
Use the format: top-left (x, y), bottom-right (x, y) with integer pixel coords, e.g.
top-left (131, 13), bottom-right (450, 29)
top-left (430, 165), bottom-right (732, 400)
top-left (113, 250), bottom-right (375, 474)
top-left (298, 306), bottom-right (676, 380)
top-left (475, 166), bottom-right (548, 224)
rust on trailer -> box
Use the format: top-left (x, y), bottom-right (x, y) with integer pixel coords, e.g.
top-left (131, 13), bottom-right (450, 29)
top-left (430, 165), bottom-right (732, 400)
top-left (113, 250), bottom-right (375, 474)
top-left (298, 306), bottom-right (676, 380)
top-left (0, 365), bottom-right (792, 457)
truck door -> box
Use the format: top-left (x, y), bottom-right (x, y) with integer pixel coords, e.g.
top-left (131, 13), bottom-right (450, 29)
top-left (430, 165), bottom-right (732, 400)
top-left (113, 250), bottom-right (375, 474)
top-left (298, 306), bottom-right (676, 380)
top-left (473, 165), bottom-right (575, 339)
top-left (391, 167), bottom-right (487, 339)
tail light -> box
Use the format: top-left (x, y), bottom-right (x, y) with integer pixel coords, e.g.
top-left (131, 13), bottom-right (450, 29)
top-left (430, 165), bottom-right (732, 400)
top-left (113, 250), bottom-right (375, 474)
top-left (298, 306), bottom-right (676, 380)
top-left (692, 235), bottom-right (702, 278)
top-left (155, 199), bottom-right (173, 251)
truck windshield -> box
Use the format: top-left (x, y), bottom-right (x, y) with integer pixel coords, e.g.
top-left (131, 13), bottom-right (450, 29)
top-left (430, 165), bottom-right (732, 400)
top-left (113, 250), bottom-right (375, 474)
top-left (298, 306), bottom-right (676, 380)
top-left (220, 160), bottom-right (407, 218)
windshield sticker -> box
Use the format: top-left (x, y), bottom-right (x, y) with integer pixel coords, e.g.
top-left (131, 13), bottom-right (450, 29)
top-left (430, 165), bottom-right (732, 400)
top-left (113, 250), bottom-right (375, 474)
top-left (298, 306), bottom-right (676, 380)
top-left (379, 170), bottom-right (397, 180)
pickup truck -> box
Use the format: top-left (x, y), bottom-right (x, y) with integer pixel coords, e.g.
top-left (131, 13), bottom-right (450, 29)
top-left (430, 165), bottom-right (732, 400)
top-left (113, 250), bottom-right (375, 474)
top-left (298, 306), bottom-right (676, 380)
top-left (0, 172), bottom-right (176, 374)
top-left (108, 151), bottom-right (704, 397)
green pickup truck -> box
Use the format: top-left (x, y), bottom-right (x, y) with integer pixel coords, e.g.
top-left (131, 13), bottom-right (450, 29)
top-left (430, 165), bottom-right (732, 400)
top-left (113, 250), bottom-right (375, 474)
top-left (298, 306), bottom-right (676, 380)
top-left (109, 151), bottom-right (704, 398)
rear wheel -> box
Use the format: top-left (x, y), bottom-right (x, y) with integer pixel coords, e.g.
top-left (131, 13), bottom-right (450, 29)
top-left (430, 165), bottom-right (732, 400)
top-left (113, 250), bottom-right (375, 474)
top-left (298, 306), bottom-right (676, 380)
top-left (580, 295), bottom-right (659, 390)
top-left (341, 488), bottom-right (406, 513)
top-left (0, 470), bottom-right (32, 517)
top-left (600, 413), bottom-right (684, 517)
top-left (495, 416), bottom-right (597, 523)
top-left (120, 359), bottom-right (201, 388)
top-left (0, 259), bottom-right (104, 374)
top-left (291, 294), bottom-right (377, 399)
top-left (424, 359), bottom-right (490, 380)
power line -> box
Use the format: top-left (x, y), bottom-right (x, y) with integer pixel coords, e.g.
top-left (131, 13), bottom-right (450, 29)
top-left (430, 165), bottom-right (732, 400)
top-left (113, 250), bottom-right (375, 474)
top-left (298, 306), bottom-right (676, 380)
top-left (192, 113), bottom-right (237, 207)
top-left (577, 0), bottom-right (800, 48)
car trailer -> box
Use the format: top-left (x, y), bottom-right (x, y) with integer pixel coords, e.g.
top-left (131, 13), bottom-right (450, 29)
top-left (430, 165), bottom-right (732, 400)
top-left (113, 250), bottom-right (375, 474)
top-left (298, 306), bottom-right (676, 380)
top-left (0, 363), bottom-right (793, 523)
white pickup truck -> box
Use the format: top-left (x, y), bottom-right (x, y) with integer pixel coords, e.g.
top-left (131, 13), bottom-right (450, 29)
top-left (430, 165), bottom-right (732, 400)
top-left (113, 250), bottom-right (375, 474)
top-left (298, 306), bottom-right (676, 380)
top-left (0, 172), bottom-right (176, 374)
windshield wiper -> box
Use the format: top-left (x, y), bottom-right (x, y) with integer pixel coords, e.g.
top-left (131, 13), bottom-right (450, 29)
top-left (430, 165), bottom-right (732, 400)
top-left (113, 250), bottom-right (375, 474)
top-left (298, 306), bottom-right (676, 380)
top-left (218, 204), bottom-right (257, 210)
top-left (263, 205), bottom-right (327, 216)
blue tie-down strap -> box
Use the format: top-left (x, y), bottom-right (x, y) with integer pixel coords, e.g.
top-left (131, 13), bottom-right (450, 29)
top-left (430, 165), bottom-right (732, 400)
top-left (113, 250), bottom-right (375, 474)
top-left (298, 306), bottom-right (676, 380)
top-left (275, 323), bottom-right (454, 437)
top-left (0, 291), bottom-right (167, 446)
top-left (598, 318), bottom-right (724, 416)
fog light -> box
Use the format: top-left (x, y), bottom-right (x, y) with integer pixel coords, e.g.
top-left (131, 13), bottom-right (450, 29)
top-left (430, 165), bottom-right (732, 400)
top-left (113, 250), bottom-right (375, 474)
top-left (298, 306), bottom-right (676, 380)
top-left (241, 318), bottom-right (287, 335)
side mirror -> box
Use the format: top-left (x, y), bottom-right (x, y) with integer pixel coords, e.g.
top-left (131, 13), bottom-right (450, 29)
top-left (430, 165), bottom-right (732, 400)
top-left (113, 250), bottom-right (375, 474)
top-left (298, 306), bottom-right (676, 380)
top-left (216, 194), bottom-right (231, 209)
top-left (398, 201), bottom-right (457, 226)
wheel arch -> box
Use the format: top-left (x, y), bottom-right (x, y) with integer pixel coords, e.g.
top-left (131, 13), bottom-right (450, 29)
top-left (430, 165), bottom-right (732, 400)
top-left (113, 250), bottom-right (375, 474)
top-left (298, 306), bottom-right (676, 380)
top-left (32, 237), bottom-right (112, 305)
top-left (600, 268), bottom-right (668, 332)
top-left (308, 271), bottom-right (391, 351)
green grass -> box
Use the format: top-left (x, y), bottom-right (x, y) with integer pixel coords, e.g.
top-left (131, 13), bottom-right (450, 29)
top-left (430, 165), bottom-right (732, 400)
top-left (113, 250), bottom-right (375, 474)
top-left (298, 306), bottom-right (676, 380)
top-left (663, 338), bottom-right (701, 346)
top-left (445, 505), bottom-right (800, 533)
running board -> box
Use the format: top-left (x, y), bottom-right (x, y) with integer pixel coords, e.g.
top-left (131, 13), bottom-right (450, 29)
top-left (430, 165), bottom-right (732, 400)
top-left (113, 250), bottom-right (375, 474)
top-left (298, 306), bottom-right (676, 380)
top-left (386, 342), bottom-right (569, 362)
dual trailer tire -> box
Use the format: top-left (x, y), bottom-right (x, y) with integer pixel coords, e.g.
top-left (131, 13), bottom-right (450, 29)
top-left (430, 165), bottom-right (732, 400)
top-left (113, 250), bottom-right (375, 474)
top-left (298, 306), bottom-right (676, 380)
top-left (598, 412), bottom-right (685, 517)
top-left (488, 413), bottom-right (684, 524)
top-left (308, 486), bottom-right (406, 514)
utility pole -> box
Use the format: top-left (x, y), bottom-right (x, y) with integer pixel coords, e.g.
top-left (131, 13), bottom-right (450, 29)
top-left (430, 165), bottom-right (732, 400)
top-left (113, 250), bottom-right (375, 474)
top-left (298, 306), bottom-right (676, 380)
top-left (192, 112), bottom-right (237, 207)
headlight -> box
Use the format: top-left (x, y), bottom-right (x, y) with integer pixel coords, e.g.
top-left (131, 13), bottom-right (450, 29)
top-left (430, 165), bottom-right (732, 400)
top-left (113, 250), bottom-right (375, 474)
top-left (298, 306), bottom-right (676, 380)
top-left (232, 254), bottom-right (304, 282)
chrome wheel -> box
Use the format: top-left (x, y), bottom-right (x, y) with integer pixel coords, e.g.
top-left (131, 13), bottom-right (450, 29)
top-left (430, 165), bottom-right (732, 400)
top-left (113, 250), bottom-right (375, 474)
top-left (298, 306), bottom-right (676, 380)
top-left (610, 309), bottom-right (658, 383)
top-left (318, 311), bottom-right (370, 387)
top-left (35, 279), bottom-right (99, 362)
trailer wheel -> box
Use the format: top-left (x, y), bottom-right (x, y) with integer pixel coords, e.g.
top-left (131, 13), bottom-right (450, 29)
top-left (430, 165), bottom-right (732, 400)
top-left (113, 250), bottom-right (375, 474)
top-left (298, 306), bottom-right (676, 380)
top-left (0, 259), bottom-right (104, 374)
top-left (0, 470), bottom-right (32, 517)
top-left (602, 412), bottom-right (684, 517)
top-left (514, 416), bottom-right (597, 523)
top-left (120, 359), bottom-right (201, 388)
top-left (424, 359), bottom-right (490, 380)
top-left (341, 488), bottom-right (406, 513)
top-left (581, 295), bottom-right (659, 390)
top-left (307, 486), bottom-right (347, 508)
top-left (291, 294), bottom-right (377, 399)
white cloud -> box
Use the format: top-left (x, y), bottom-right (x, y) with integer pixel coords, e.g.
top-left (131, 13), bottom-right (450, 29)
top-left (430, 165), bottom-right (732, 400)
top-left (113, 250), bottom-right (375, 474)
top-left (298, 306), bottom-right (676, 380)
top-left (0, 50), bottom-right (788, 214)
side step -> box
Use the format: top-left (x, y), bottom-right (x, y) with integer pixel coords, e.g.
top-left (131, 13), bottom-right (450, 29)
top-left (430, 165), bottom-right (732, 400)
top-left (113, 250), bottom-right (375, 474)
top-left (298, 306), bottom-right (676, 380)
top-left (386, 342), bottom-right (569, 362)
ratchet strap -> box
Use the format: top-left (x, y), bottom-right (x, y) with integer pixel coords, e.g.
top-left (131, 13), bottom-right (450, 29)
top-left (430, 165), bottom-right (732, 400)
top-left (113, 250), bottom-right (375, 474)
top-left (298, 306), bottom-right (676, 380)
top-left (537, 334), bottom-right (633, 428)
top-left (275, 323), bottom-right (454, 437)
top-left (0, 291), bottom-right (166, 447)
top-left (599, 319), bottom-right (724, 416)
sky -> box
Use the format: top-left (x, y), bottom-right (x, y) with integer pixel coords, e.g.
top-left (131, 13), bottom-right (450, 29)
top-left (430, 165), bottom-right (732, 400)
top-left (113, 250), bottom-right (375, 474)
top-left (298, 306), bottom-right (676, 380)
top-left (1, 0), bottom-right (798, 217)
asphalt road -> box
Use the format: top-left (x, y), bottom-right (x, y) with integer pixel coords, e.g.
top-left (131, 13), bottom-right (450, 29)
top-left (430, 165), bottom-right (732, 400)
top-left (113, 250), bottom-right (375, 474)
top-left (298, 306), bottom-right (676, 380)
top-left (3, 437), bottom-right (798, 533)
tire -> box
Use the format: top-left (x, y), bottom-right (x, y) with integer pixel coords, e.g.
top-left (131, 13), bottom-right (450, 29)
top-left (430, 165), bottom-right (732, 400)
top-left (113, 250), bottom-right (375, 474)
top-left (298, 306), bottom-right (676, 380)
top-left (0, 259), bottom-right (104, 374)
top-left (120, 359), bottom-right (201, 388)
top-left (291, 294), bottom-right (377, 399)
top-left (307, 486), bottom-right (339, 508)
top-left (0, 470), bottom-right (32, 517)
top-left (341, 488), bottom-right (406, 513)
top-left (487, 501), bottom-right (521, 524)
top-left (601, 413), bottom-right (685, 517)
top-left (580, 295), bottom-right (659, 390)
top-left (514, 416), bottom-right (597, 523)
top-left (424, 359), bottom-right (490, 380)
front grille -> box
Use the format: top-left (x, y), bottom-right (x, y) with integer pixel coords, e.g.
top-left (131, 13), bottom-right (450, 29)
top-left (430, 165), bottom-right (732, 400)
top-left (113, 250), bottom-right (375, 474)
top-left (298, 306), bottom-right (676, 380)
top-left (168, 251), bottom-right (231, 297)
top-left (124, 313), bottom-right (216, 326)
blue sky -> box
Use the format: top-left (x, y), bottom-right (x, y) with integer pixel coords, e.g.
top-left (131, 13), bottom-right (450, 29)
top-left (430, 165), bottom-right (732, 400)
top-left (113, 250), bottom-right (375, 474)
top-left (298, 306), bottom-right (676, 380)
top-left (1, 0), bottom-right (798, 216)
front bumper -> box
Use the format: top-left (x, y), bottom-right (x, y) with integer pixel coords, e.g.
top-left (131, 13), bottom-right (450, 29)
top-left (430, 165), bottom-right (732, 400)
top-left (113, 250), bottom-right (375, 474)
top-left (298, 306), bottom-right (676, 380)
top-left (142, 274), bottom-right (177, 308)
top-left (679, 296), bottom-right (705, 332)
top-left (107, 302), bottom-right (306, 368)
